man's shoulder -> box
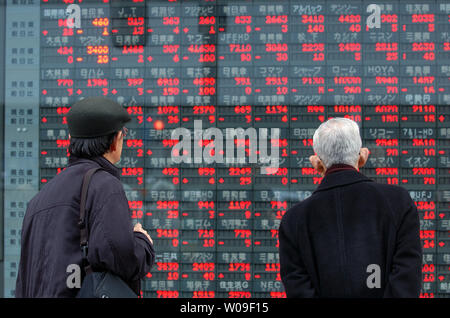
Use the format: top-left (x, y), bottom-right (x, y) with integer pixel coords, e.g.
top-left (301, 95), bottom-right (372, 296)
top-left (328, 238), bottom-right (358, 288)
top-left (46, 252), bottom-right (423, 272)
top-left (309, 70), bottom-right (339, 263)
top-left (64, 160), bottom-right (123, 191)
top-left (354, 178), bottom-right (412, 203)
top-left (282, 178), bottom-right (412, 222)
top-left (90, 168), bottom-right (123, 189)
top-left (28, 162), bottom-right (123, 211)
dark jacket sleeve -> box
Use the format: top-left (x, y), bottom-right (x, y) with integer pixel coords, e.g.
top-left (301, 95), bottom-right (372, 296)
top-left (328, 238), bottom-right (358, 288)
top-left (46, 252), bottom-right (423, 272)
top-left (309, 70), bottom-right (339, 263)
top-left (279, 211), bottom-right (317, 298)
top-left (384, 197), bottom-right (422, 298)
top-left (87, 191), bottom-right (155, 282)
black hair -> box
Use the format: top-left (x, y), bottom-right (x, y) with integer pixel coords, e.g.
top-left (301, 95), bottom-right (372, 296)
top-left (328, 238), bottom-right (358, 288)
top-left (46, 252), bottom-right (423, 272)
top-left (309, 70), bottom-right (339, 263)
top-left (68, 131), bottom-right (118, 158)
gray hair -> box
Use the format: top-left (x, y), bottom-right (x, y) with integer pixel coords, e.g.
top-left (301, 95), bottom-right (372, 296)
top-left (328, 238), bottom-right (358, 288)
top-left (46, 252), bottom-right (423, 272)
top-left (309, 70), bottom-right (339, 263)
top-left (312, 117), bottom-right (362, 168)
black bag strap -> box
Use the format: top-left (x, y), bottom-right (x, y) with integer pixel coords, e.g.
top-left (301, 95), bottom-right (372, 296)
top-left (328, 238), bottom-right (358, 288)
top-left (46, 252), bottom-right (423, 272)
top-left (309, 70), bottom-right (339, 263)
top-left (78, 167), bottom-right (102, 275)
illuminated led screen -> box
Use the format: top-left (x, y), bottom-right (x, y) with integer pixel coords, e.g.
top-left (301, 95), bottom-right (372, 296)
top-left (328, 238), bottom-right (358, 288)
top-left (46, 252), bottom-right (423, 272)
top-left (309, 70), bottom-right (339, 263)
top-left (2, 0), bottom-right (450, 298)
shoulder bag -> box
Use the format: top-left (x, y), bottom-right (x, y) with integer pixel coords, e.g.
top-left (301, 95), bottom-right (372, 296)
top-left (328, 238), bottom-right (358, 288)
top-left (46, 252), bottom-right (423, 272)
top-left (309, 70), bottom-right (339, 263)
top-left (76, 167), bottom-right (138, 298)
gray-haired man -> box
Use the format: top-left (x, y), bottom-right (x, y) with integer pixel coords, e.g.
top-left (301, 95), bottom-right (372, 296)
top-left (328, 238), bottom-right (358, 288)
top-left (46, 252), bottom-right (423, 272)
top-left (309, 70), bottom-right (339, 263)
top-left (279, 117), bottom-right (422, 298)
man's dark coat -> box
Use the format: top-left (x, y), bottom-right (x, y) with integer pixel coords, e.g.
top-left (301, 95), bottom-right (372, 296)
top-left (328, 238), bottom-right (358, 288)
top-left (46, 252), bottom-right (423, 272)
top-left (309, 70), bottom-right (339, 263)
top-left (16, 156), bottom-right (155, 297)
top-left (279, 168), bottom-right (422, 298)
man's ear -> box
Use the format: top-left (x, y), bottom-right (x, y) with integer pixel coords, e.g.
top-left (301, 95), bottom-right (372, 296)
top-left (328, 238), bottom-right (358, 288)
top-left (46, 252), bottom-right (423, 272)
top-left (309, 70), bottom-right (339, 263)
top-left (309, 155), bottom-right (326, 176)
top-left (358, 147), bottom-right (369, 169)
top-left (109, 133), bottom-right (119, 153)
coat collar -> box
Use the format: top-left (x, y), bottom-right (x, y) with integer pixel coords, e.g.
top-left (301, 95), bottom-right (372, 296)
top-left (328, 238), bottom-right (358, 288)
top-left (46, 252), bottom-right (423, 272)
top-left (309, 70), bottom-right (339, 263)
top-left (313, 169), bottom-right (373, 193)
top-left (324, 164), bottom-right (357, 176)
top-left (68, 155), bottom-right (121, 180)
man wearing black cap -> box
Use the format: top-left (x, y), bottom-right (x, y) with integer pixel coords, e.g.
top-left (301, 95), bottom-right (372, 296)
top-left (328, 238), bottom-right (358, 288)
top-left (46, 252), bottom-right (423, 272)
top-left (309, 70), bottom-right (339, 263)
top-left (15, 97), bottom-right (155, 297)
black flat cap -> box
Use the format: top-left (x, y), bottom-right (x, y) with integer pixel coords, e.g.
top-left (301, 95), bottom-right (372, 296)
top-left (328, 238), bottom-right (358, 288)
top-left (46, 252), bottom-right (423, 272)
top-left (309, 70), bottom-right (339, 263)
top-left (67, 97), bottom-right (131, 138)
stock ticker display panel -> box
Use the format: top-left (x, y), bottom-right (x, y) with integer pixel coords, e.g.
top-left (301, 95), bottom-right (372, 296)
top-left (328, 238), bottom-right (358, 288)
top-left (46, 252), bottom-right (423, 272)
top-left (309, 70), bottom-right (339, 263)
top-left (2, 0), bottom-right (450, 298)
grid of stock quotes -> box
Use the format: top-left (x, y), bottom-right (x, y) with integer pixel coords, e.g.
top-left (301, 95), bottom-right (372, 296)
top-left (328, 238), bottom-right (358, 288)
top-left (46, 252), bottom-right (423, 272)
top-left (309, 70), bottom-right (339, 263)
top-left (2, 0), bottom-right (450, 298)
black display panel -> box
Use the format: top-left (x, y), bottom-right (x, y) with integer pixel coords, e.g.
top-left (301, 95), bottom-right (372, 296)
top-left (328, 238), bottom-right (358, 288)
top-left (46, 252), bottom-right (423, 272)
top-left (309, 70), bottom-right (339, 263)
top-left (2, 0), bottom-right (450, 298)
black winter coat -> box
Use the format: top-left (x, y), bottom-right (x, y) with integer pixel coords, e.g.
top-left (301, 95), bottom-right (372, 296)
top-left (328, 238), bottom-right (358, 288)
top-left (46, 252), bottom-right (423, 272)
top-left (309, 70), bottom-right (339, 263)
top-left (279, 168), bottom-right (422, 298)
top-left (15, 156), bottom-right (155, 297)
